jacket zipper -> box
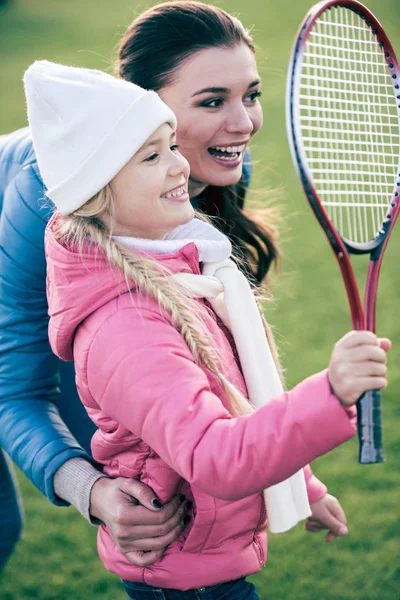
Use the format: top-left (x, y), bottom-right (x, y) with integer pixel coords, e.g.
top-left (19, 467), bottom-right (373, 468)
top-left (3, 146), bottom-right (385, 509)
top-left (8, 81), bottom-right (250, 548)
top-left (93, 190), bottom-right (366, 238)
top-left (253, 493), bottom-right (267, 565)
top-left (253, 536), bottom-right (263, 565)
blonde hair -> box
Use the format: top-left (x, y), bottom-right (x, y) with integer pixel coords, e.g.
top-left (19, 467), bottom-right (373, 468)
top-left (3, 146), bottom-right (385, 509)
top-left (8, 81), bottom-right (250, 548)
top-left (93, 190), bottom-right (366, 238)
top-left (54, 185), bottom-right (282, 417)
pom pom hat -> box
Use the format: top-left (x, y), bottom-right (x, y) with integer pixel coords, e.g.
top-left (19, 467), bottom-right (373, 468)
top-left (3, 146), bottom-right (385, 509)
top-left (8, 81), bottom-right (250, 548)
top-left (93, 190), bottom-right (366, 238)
top-left (24, 60), bottom-right (177, 214)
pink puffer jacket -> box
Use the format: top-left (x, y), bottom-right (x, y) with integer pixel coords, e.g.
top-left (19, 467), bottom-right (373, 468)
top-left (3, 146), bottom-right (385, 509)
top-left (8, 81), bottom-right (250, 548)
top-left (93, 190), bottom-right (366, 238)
top-left (45, 221), bottom-right (356, 590)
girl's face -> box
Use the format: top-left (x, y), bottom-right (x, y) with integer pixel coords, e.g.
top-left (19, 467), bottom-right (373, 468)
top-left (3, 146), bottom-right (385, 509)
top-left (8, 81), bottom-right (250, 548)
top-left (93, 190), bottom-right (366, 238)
top-left (110, 123), bottom-right (192, 239)
top-left (159, 43), bottom-right (263, 197)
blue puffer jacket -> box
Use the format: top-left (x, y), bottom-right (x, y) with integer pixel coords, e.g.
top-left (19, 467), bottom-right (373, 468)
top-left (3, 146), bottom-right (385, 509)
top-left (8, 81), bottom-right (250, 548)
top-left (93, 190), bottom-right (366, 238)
top-left (0, 127), bottom-right (252, 505)
top-left (0, 128), bottom-right (95, 506)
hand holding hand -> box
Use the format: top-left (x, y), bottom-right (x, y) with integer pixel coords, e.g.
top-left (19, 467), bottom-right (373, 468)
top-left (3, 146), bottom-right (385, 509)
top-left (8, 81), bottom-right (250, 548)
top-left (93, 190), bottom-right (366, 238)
top-left (305, 494), bottom-right (348, 542)
top-left (328, 331), bottom-right (390, 407)
top-left (89, 477), bottom-right (190, 567)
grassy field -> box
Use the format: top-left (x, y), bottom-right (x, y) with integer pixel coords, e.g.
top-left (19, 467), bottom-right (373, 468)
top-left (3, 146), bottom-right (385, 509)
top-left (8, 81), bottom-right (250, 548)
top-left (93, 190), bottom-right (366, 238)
top-left (1, 0), bottom-right (399, 598)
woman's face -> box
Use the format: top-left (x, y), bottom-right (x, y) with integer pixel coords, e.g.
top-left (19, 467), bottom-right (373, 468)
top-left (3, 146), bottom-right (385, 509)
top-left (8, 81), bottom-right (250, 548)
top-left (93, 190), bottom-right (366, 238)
top-left (159, 43), bottom-right (263, 197)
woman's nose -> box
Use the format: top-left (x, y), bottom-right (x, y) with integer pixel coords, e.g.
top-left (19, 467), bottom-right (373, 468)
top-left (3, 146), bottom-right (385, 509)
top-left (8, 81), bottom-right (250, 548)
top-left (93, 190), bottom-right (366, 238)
top-left (225, 103), bottom-right (254, 135)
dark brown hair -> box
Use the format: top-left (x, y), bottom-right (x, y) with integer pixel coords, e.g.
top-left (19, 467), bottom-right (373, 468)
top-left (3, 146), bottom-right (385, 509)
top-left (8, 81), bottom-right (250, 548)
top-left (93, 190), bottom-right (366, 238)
top-left (117, 1), bottom-right (279, 284)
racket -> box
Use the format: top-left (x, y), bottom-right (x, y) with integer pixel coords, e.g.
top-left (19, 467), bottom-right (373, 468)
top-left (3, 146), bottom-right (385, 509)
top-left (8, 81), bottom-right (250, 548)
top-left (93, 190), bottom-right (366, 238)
top-left (286, 0), bottom-right (400, 464)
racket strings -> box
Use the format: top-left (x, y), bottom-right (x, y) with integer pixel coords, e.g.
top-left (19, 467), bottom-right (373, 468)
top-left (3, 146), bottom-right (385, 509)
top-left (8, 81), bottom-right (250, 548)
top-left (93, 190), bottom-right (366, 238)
top-left (299, 6), bottom-right (400, 244)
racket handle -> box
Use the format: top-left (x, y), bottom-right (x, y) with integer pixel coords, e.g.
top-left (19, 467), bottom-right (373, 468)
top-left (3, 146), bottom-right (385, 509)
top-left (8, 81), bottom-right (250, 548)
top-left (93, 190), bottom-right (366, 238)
top-left (357, 389), bottom-right (385, 464)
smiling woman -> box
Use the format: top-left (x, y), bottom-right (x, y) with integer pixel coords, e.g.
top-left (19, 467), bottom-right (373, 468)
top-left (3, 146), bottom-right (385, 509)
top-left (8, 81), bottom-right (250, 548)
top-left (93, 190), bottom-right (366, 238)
top-left (118, 1), bottom-right (275, 283)
top-left (159, 45), bottom-right (263, 197)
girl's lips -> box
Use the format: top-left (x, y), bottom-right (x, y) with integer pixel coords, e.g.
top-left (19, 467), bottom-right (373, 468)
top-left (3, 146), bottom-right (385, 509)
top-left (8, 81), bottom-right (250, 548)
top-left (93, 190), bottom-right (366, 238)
top-left (165, 191), bottom-right (190, 203)
top-left (161, 185), bottom-right (189, 202)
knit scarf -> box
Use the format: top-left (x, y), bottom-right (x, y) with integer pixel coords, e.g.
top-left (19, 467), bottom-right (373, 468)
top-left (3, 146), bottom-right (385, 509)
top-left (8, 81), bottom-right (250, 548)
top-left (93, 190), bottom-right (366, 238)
top-left (116, 218), bottom-right (311, 533)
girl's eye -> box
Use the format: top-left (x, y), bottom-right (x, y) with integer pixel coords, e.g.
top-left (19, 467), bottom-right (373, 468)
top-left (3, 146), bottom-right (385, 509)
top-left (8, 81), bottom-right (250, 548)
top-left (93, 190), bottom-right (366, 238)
top-left (198, 97), bottom-right (224, 109)
top-left (246, 90), bottom-right (262, 103)
top-left (144, 152), bottom-right (159, 162)
top-left (170, 144), bottom-right (180, 152)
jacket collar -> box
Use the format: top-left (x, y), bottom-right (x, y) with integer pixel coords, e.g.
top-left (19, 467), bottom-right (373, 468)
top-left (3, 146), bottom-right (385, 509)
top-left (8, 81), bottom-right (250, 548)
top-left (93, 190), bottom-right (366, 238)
top-left (114, 217), bottom-right (232, 264)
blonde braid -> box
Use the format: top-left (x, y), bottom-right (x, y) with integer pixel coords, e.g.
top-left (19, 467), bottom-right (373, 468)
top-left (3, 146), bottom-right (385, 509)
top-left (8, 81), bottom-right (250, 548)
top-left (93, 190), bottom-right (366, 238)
top-left (100, 229), bottom-right (255, 416)
top-left (54, 186), bottom-right (284, 417)
top-left (54, 188), bottom-right (251, 411)
top-left (91, 225), bottom-right (221, 373)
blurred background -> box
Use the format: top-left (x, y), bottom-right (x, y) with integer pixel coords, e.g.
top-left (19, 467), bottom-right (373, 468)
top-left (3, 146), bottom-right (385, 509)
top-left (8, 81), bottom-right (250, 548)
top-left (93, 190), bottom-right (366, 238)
top-left (0, 1), bottom-right (399, 598)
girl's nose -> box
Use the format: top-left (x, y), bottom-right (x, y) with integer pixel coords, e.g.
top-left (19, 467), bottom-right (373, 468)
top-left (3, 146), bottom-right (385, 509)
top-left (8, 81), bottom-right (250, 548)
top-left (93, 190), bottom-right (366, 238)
top-left (169, 150), bottom-right (190, 178)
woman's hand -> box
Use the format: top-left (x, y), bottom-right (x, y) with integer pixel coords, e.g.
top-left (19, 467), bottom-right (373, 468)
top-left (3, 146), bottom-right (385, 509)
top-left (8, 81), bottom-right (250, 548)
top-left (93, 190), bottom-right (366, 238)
top-left (89, 477), bottom-right (190, 567)
top-left (328, 331), bottom-right (391, 407)
top-left (305, 494), bottom-right (348, 542)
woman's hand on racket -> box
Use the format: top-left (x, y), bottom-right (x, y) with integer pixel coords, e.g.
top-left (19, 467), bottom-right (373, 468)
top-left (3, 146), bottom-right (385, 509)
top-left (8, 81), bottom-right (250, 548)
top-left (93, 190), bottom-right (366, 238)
top-left (89, 477), bottom-right (190, 567)
top-left (305, 494), bottom-right (348, 542)
top-left (328, 331), bottom-right (391, 407)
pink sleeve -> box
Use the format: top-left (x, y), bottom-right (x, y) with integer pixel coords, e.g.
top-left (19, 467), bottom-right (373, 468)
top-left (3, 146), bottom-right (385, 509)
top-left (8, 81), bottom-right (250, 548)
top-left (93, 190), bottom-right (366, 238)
top-left (87, 309), bottom-right (357, 502)
top-left (303, 405), bottom-right (357, 504)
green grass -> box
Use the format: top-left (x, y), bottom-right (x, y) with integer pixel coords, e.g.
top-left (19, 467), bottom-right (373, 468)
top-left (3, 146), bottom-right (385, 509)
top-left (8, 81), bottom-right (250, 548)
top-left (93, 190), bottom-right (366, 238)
top-left (1, 0), bottom-right (400, 598)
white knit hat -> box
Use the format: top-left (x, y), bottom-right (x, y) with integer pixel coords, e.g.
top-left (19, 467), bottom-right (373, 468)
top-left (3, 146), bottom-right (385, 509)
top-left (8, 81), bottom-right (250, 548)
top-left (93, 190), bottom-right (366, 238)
top-left (23, 60), bottom-right (177, 214)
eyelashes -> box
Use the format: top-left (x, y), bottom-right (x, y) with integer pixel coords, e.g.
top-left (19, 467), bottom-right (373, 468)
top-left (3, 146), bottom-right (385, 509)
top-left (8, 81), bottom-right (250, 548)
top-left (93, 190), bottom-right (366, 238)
top-left (144, 153), bottom-right (158, 162)
top-left (143, 144), bottom-right (180, 162)
top-left (198, 90), bottom-right (262, 109)
top-left (250, 90), bottom-right (262, 100)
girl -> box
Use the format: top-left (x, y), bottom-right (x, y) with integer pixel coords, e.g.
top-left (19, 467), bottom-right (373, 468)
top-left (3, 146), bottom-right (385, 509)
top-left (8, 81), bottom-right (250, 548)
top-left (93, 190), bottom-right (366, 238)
top-left (25, 60), bottom-right (389, 599)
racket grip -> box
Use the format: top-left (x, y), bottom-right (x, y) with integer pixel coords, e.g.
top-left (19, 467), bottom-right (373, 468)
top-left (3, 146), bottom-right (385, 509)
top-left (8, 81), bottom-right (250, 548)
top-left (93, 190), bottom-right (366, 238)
top-left (357, 389), bottom-right (385, 464)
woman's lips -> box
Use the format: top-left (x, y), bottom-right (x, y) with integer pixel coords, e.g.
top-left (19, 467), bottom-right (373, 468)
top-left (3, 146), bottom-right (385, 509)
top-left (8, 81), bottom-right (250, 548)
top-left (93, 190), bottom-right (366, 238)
top-left (208, 143), bottom-right (246, 167)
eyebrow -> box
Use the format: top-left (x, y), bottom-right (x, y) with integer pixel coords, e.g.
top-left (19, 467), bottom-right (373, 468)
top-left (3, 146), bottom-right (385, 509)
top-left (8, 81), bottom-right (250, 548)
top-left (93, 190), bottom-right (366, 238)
top-left (143, 138), bottom-right (162, 148)
top-left (191, 80), bottom-right (261, 97)
top-left (140, 132), bottom-right (176, 151)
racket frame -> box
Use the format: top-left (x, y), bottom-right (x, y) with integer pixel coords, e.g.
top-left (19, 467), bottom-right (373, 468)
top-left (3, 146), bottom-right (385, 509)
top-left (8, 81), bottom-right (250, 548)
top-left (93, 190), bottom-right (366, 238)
top-left (286, 0), bottom-right (400, 462)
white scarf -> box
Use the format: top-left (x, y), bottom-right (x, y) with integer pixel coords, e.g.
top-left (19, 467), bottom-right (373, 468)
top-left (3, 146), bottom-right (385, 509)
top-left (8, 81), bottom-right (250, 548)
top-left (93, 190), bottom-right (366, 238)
top-left (116, 219), bottom-right (311, 533)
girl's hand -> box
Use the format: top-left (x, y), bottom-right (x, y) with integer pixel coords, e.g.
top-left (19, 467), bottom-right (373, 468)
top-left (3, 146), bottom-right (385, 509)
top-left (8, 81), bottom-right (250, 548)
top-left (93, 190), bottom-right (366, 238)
top-left (305, 494), bottom-right (348, 542)
top-left (328, 331), bottom-right (391, 407)
top-left (89, 477), bottom-right (190, 567)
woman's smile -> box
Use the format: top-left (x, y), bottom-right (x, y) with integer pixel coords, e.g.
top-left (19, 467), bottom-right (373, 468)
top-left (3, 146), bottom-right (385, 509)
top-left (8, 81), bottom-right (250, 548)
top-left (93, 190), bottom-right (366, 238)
top-left (207, 141), bottom-right (249, 168)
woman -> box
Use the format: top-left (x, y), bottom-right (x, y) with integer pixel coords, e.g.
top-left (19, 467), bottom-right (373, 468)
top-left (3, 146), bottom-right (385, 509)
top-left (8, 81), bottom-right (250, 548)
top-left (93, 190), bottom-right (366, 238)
top-left (0, 1), bottom-right (349, 573)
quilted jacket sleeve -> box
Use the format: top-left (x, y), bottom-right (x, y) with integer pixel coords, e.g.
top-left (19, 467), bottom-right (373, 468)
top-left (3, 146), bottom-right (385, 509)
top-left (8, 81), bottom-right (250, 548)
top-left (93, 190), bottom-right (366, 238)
top-left (87, 306), bottom-right (357, 502)
top-left (0, 131), bottom-right (88, 504)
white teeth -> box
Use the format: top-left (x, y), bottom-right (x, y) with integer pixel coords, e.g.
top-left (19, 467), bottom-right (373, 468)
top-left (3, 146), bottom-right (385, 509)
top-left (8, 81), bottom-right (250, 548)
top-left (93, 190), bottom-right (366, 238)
top-left (217, 155), bottom-right (236, 161)
top-left (213, 144), bottom-right (245, 153)
top-left (162, 186), bottom-right (186, 199)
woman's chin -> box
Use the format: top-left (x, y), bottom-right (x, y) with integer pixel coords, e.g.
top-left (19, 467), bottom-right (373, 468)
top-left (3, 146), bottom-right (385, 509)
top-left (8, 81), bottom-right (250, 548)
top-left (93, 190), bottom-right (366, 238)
top-left (194, 163), bottom-right (244, 190)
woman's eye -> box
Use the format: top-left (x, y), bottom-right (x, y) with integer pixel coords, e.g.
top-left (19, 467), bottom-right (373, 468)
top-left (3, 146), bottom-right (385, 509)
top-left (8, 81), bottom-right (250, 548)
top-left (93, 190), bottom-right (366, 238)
top-left (144, 153), bottom-right (159, 162)
top-left (246, 90), bottom-right (262, 103)
top-left (170, 144), bottom-right (180, 152)
top-left (199, 98), bottom-right (224, 109)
